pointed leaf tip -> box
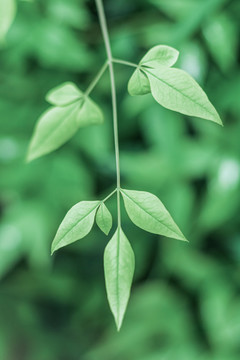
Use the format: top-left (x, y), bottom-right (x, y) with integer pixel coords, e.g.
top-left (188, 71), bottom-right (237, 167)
top-left (145, 67), bottom-right (222, 125)
top-left (104, 227), bottom-right (135, 330)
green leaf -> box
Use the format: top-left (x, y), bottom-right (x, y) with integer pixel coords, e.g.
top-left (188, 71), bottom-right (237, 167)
top-left (121, 189), bottom-right (187, 241)
top-left (51, 200), bottom-right (100, 254)
top-left (96, 203), bottom-right (112, 235)
top-left (128, 68), bottom-right (151, 96)
top-left (27, 102), bottom-right (81, 162)
top-left (0, 0), bottom-right (16, 43)
top-left (27, 95), bottom-right (103, 161)
top-left (128, 45), bottom-right (179, 97)
top-left (46, 82), bottom-right (82, 107)
top-left (77, 97), bottom-right (104, 126)
top-left (104, 227), bottom-right (135, 330)
top-left (140, 45), bottom-right (179, 68)
top-left (145, 67), bottom-right (222, 125)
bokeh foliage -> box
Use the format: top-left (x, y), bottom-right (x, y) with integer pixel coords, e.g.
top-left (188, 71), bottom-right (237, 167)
top-left (0, 0), bottom-right (240, 359)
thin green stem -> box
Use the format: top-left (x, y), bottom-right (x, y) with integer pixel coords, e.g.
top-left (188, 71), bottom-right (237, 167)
top-left (85, 61), bottom-right (109, 97)
top-left (95, 0), bottom-right (121, 228)
top-left (112, 58), bottom-right (138, 68)
top-left (102, 188), bottom-right (117, 203)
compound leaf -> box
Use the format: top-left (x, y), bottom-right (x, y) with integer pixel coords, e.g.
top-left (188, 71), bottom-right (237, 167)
top-left (140, 45), bottom-right (179, 68)
top-left (128, 68), bottom-right (151, 96)
top-left (27, 102), bottom-right (81, 162)
top-left (146, 67), bottom-right (222, 125)
top-left (104, 227), bottom-right (135, 331)
top-left (51, 201), bottom-right (100, 254)
top-left (121, 189), bottom-right (187, 241)
top-left (46, 82), bottom-right (82, 107)
top-left (96, 203), bottom-right (112, 235)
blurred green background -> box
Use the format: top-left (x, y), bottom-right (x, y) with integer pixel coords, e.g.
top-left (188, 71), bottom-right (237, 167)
top-left (0, 0), bottom-right (240, 359)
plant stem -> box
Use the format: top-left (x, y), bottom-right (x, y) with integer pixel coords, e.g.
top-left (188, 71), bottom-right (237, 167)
top-left (85, 61), bottom-right (109, 97)
top-left (113, 58), bottom-right (138, 68)
top-left (102, 188), bottom-right (117, 203)
top-left (95, 0), bottom-right (121, 228)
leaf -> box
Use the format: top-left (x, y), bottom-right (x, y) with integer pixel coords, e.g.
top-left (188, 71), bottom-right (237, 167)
top-left (51, 201), bottom-right (100, 254)
top-left (140, 45), bottom-right (179, 68)
top-left (96, 203), bottom-right (112, 235)
top-left (145, 67), bottom-right (222, 125)
top-left (46, 82), bottom-right (82, 107)
top-left (128, 69), bottom-right (151, 96)
top-left (27, 102), bottom-right (81, 162)
top-left (121, 189), bottom-right (187, 241)
top-left (0, 0), bottom-right (16, 43)
top-left (77, 97), bottom-right (104, 126)
top-left (128, 68), bottom-right (151, 96)
top-left (128, 45), bottom-right (178, 96)
top-left (104, 227), bottom-right (135, 330)
top-left (27, 96), bottom-right (104, 161)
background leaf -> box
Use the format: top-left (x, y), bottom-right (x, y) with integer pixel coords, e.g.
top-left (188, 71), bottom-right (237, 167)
top-left (0, 0), bottom-right (16, 43)
top-left (104, 227), bottom-right (135, 330)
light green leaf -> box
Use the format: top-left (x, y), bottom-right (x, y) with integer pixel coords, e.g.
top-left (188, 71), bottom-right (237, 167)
top-left (145, 67), bottom-right (222, 125)
top-left (96, 203), bottom-right (112, 235)
top-left (77, 97), bottom-right (104, 126)
top-left (128, 45), bottom-right (179, 96)
top-left (51, 201), bottom-right (100, 254)
top-left (104, 227), bottom-right (135, 330)
top-left (46, 82), bottom-right (82, 107)
top-left (27, 94), bottom-right (104, 161)
top-left (128, 68), bottom-right (151, 96)
top-left (0, 0), bottom-right (16, 43)
top-left (27, 102), bottom-right (81, 162)
top-left (121, 189), bottom-right (187, 241)
top-left (140, 45), bottom-right (179, 68)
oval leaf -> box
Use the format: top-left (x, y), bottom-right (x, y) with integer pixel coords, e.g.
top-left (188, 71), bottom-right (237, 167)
top-left (145, 67), bottom-right (222, 125)
top-left (121, 189), bottom-right (187, 241)
top-left (51, 201), bottom-right (100, 254)
top-left (27, 102), bottom-right (81, 162)
top-left (104, 227), bottom-right (135, 331)
top-left (128, 68), bottom-right (151, 96)
top-left (140, 45), bottom-right (179, 68)
top-left (46, 82), bottom-right (82, 107)
top-left (96, 203), bottom-right (112, 235)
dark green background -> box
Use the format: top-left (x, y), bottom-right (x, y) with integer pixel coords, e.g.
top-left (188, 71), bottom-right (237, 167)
top-left (0, 0), bottom-right (240, 359)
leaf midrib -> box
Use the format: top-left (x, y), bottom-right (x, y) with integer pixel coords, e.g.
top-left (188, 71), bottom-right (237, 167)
top-left (116, 227), bottom-right (120, 327)
top-left (144, 68), bottom-right (217, 119)
top-left (121, 190), bottom-right (182, 238)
